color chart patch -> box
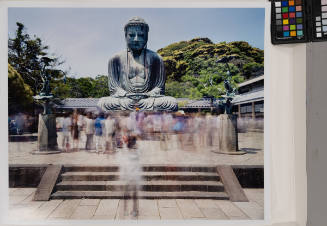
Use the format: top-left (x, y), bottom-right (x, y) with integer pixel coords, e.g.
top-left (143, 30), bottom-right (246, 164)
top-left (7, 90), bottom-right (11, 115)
top-left (312, 0), bottom-right (327, 40)
top-left (274, 0), bottom-right (305, 40)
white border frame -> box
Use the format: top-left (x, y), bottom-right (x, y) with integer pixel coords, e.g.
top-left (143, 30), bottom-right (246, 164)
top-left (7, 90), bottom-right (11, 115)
top-left (0, 1), bottom-right (292, 225)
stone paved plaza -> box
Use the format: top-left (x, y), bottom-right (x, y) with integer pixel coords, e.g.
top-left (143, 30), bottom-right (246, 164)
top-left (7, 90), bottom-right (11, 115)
top-left (9, 131), bottom-right (263, 165)
top-left (8, 188), bottom-right (264, 221)
top-left (8, 131), bottom-right (264, 221)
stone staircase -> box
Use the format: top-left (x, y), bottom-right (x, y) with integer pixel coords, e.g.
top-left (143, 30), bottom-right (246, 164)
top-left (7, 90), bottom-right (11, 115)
top-left (50, 165), bottom-right (230, 200)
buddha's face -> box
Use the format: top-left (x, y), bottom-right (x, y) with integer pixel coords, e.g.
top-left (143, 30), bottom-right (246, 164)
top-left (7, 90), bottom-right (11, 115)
top-left (125, 26), bottom-right (148, 52)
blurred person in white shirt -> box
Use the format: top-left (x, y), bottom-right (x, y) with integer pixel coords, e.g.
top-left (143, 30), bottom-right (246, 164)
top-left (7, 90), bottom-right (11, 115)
top-left (84, 112), bottom-right (94, 151)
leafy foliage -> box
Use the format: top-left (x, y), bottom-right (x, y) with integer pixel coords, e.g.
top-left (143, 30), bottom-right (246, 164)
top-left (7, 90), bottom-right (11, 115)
top-left (51, 75), bottom-right (109, 99)
top-left (158, 38), bottom-right (263, 99)
top-left (8, 64), bottom-right (33, 114)
top-left (8, 22), bottom-right (65, 95)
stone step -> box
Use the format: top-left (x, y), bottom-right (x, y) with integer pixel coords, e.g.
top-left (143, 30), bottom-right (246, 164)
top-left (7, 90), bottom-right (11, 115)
top-left (51, 190), bottom-right (229, 200)
top-left (55, 180), bottom-right (225, 192)
top-left (60, 171), bottom-right (220, 182)
top-left (63, 165), bottom-right (217, 173)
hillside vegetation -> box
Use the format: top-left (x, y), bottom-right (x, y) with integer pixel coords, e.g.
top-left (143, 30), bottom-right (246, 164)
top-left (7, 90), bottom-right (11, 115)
top-left (158, 38), bottom-right (264, 99)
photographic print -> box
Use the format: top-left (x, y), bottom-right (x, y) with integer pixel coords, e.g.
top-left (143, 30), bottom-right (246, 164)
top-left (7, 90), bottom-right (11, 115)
top-left (8, 7), bottom-right (265, 221)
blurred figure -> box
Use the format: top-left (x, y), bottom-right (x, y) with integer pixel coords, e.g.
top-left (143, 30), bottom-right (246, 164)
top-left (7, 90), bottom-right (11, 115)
top-left (143, 112), bottom-right (154, 140)
top-left (120, 112), bottom-right (140, 217)
top-left (173, 112), bottom-right (186, 150)
top-left (162, 111), bottom-right (173, 145)
top-left (205, 113), bottom-right (216, 147)
top-left (104, 113), bottom-right (117, 153)
top-left (160, 112), bottom-right (171, 150)
top-left (14, 113), bottom-right (25, 134)
top-left (152, 112), bottom-right (162, 140)
top-left (71, 110), bottom-right (81, 151)
top-left (114, 115), bottom-right (124, 148)
top-left (185, 113), bottom-right (196, 148)
top-left (197, 113), bottom-right (206, 147)
top-left (135, 110), bottom-right (145, 138)
top-left (61, 113), bottom-right (72, 152)
top-left (84, 112), bottom-right (94, 151)
top-left (94, 113), bottom-right (105, 154)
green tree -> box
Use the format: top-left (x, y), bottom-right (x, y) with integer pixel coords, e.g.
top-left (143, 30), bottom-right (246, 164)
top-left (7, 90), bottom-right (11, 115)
top-left (8, 64), bottom-right (33, 114)
top-left (157, 38), bottom-right (261, 99)
top-left (8, 22), bottom-right (65, 95)
top-left (92, 75), bottom-right (110, 97)
top-left (51, 75), bottom-right (110, 99)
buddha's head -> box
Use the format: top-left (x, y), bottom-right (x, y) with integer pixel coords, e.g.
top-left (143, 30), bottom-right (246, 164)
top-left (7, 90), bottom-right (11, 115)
top-left (124, 17), bottom-right (149, 52)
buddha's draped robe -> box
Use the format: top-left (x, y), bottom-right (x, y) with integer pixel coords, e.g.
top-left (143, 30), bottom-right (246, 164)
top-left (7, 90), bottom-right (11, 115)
top-left (98, 49), bottom-right (178, 111)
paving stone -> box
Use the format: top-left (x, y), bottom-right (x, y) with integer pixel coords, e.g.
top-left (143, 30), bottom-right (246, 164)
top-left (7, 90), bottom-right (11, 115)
top-left (8, 202), bottom-right (45, 220)
top-left (159, 207), bottom-right (183, 219)
top-left (33, 200), bottom-right (63, 219)
top-left (244, 189), bottom-right (264, 207)
top-left (214, 200), bottom-right (249, 219)
top-left (20, 191), bottom-right (36, 204)
top-left (200, 207), bottom-right (228, 219)
top-left (115, 199), bottom-right (137, 220)
top-left (9, 188), bottom-right (18, 195)
top-left (48, 199), bottom-right (80, 219)
top-left (94, 199), bottom-right (119, 216)
top-left (10, 188), bottom-right (36, 196)
top-left (70, 205), bottom-right (97, 219)
top-left (234, 201), bottom-right (264, 220)
top-left (176, 199), bottom-right (205, 219)
top-left (8, 205), bottom-right (36, 220)
top-left (138, 199), bottom-right (159, 217)
top-left (9, 195), bottom-right (30, 205)
top-left (158, 199), bottom-right (177, 208)
top-left (80, 198), bottom-right (100, 206)
top-left (9, 188), bottom-right (37, 206)
top-left (194, 199), bottom-right (217, 209)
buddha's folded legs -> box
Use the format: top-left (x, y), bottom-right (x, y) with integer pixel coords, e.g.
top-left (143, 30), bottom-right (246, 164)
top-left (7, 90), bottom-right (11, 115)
top-left (138, 96), bottom-right (177, 111)
top-left (98, 96), bottom-right (178, 112)
top-left (153, 96), bottom-right (178, 112)
top-left (98, 96), bottom-right (134, 111)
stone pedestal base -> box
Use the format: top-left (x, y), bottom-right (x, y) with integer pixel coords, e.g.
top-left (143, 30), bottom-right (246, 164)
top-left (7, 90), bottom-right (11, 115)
top-left (213, 114), bottom-right (245, 155)
top-left (35, 114), bottom-right (59, 153)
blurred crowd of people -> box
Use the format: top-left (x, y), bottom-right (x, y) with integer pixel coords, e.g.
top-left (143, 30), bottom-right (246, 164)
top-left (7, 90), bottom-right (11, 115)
top-left (10, 110), bottom-right (263, 217)
top-left (55, 109), bottom-right (226, 153)
top-left (8, 113), bottom-right (35, 135)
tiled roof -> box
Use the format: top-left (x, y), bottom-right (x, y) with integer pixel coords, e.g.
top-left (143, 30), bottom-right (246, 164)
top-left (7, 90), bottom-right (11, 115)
top-left (57, 98), bottom-right (99, 109)
top-left (232, 88), bottom-right (264, 105)
top-left (181, 98), bottom-right (220, 109)
top-left (238, 75), bottom-right (264, 88)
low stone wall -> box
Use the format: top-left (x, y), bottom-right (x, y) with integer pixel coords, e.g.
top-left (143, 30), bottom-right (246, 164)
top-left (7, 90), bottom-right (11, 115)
top-left (232, 165), bottom-right (264, 188)
top-left (9, 164), bottom-right (264, 188)
top-left (9, 164), bottom-right (48, 187)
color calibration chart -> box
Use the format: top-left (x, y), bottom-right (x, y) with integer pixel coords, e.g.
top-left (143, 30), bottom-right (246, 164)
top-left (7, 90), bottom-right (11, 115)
top-left (271, 0), bottom-right (327, 44)
top-left (312, 0), bottom-right (327, 40)
top-left (271, 0), bottom-right (308, 44)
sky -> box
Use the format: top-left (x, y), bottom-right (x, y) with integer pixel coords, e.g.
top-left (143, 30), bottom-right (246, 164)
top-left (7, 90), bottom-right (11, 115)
top-left (8, 8), bottom-right (265, 78)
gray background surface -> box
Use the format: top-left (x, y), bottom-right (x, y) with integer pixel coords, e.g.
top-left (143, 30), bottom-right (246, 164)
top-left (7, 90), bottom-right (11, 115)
top-left (307, 42), bottom-right (327, 226)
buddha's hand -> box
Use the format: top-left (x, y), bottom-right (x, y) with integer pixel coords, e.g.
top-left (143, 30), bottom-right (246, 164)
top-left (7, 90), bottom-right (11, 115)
top-left (113, 88), bottom-right (127, 97)
top-left (126, 93), bottom-right (149, 100)
top-left (146, 87), bottom-right (162, 97)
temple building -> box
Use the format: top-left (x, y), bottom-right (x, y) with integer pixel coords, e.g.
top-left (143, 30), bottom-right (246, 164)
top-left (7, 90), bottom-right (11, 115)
top-left (232, 74), bottom-right (264, 119)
